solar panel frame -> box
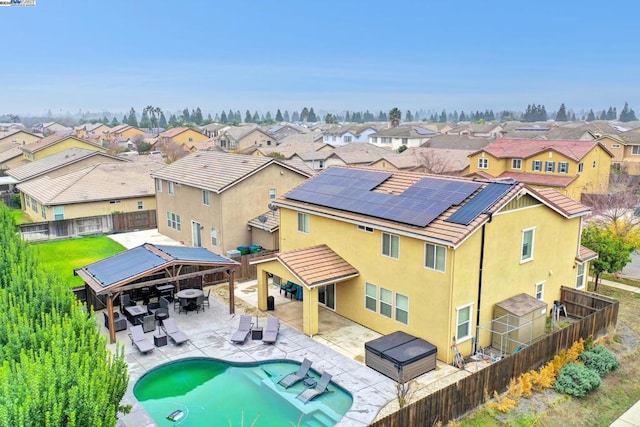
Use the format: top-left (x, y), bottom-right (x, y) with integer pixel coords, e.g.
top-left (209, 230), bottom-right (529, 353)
top-left (446, 183), bottom-right (515, 226)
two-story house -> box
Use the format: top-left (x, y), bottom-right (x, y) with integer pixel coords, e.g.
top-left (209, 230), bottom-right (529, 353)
top-left (150, 151), bottom-right (312, 254)
top-left (20, 134), bottom-right (106, 162)
top-left (252, 166), bottom-right (594, 363)
top-left (0, 130), bottom-right (41, 149)
top-left (370, 125), bottom-right (437, 150)
top-left (216, 125), bottom-right (275, 152)
top-left (466, 139), bottom-right (613, 201)
top-left (107, 124), bottom-right (146, 141)
top-left (322, 125), bottom-right (378, 146)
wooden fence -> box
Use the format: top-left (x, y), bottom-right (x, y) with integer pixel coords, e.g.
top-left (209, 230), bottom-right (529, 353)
top-left (370, 287), bottom-right (619, 426)
top-left (19, 210), bottom-right (157, 241)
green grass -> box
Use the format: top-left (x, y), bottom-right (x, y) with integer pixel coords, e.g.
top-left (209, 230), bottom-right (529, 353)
top-left (601, 273), bottom-right (640, 287)
top-left (9, 208), bottom-right (31, 225)
top-left (32, 235), bottom-right (126, 288)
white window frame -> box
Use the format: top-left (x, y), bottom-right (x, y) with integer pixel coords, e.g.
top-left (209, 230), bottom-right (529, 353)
top-left (532, 160), bottom-right (542, 171)
top-left (545, 161), bottom-right (555, 173)
top-left (344, 135), bottom-right (353, 143)
top-left (395, 293), bottom-right (409, 325)
top-left (456, 303), bottom-right (474, 343)
top-left (371, 137), bottom-right (377, 143)
top-left (511, 158), bottom-right (522, 169)
top-left (211, 228), bottom-right (218, 246)
top-left (269, 188), bottom-right (276, 200)
top-left (155, 179), bottom-right (162, 193)
top-left (365, 282), bottom-right (377, 312)
top-left (535, 281), bottom-right (544, 301)
top-left (558, 162), bottom-right (569, 174)
top-left (382, 233), bottom-right (399, 259)
top-left (632, 145), bottom-right (640, 155)
top-left (297, 212), bottom-right (309, 233)
top-left (168, 181), bottom-right (175, 195)
top-left (137, 201), bottom-right (143, 210)
top-left (166, 211), bottom-right (181, 231)
top-left (578, 162), bottom-right (584, 173)
top-left (477, 158), bottom-right (488, 169)
top-left (380, 288), bottom-right (393, 318)
top-left (53, 206), bottom-right (64, 221)
top-left (425, 243), bottom-right (446, 272)
top-left (521, 227), bottom-right (535, 263)
top-left (576, 263), bottom-right (586, 289)
top-left (202, 189), bottom-right (210, 206)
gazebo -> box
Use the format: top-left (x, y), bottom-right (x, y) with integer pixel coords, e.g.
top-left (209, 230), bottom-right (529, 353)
top-left (74, 243), bottom-right (239, 343)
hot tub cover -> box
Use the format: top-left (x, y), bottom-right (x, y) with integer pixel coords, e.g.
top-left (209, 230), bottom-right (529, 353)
top-left (364, 331), bottom-right (416, 357)
top-left (365, 331), bottom-right (437, 366)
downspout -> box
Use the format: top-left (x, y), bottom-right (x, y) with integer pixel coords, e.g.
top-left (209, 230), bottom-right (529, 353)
top-left (474, 214), bottom-right (491, 354)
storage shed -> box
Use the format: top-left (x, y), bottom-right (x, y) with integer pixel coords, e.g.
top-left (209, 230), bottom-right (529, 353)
top-left (365, 331), bottom-right (437, 382)
top-left (492, 293), bottom-right (547, 355)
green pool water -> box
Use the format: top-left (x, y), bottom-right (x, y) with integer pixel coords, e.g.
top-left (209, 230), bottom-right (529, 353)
top-left (133, 358), bottom-right (353, 426)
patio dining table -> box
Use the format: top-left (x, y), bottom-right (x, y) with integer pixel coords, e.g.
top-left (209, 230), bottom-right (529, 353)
top-left (175, 289), bottom-right (203, 311)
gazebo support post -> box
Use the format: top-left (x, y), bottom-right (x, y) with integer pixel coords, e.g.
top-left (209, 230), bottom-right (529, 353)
top-left (228, 269), bottom-right (235, 314)
top-left (107, 293), bottom-right (116, 344)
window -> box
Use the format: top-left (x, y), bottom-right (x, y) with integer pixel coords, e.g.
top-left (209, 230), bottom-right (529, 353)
top-left (371, 137), bottom-right (377, 143)
top-left (166, 211), bottom-right (181, 231)
top-left (357, 224), bottom-right (374, 233)
top-left (532, 160), bottom-right (542, 171)
top-left (188, 137), bottom-right (193, 142)
top-left (401, 138), bottom-right (408, 145)
top-left (535, 281), bottom-right (544, 301)
top-left (155, 179), bottom-right (162, 193)
top-left (633, 146), bottom-right (640, 155)
top-left (477, 158), bottom-right (488, 169)
top-left (592, 161), bottom-right (597, 168)
top-left (578, 162), bottom-right (584, 173)
top-left (211, 228), bottom-right (218, 246)
top-left (269, 188), bottom-right (276, 200)
top-left (137, 201), bottom-right (143, 210)
top-left (323, 135), bottom-right (329, 142)
top-left (53, 206), bottom-right (64, 221)
top-left (230, 141), bottom-right (237, 149)
top-left (576, 263), bottom-right (586, 289)
top-left (395, 293), bottom-right (409, 325)
top-left (521, 228), bottom-right (535, 262)
top-left (344, 135), bottom-right (352, 143)
top-left (456, 304), bottom-right (473, 342)
top-left (382, 233), bottom-right (399, 259)
top-left (41, 206), bottom-right (46, 220)
top-left (168, 181), bottom-right (175, 195)
top-left (381, 137), bottom-right (391, 144)
top-left (202, 189), bottom-right (210, 206)
top-left (297, 212), bottom-right (309, 233)
top-left (511, 159), bottom-right (522, 169)
top-left (317, 160), bottom-right (325, 169)
top-left (545, 161), bottom-right (555, 172)
top-left (365, 282), bottom-right (377, 312)
top-left (380, 288), bottom-right (392, 318)
top-left (31, 197), bottom-right (37, 213)
top-left (558, 162), bottom-right (569, 174)
top-left (425, 243), bottom-right (446, 272)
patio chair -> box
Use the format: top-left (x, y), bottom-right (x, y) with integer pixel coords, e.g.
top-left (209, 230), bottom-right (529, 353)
top-left (120, 294), bottom-right (136, 314)
top-left (297, 371), bottom-right (332, 403)
top-left (278, 358), bottom-right (312, 388)
top-left (230, 315), bottom-right (253, 344)
top-left (142, 314), bottom-right (156, 333)
top-left (195, 295), bottom-right (205, 312)
top-left (128, 325), bottom-right (154, 354)
top-left (262, 317), bottom-right (280, 344)
top-left (202, 289), bottom-right (210, 309)
top-left (103, 311), bottom-right (127, 332)
top-left (178, 297), bottom-right (190, 314)
top-left (161, 317), bottom-right (189, 345)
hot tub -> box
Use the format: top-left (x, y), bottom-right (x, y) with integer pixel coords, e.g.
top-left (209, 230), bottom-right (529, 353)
top-left (365, 331), bottom-right (437, 382)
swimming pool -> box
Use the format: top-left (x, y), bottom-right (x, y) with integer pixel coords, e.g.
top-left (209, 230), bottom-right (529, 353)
top-left (133, 358), bottom-right (353, 426)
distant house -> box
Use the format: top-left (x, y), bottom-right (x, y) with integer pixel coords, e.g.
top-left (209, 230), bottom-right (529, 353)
top-left (20, 134), bottom-right (106, 162)
top-left (75, 123), bottom-right (111, 141)
top-left (322, 124), bottom-right (378, 145)
top-left (266, 124), bottom-right (306, 141)
top-left (17, 162), bottom-right (161, 224)
top-left (150, 151), bottom-right (312, 254)
top-left (617, 129), bottom-right (640, 174)
top-left (215, 125), bottom-right (275, 152)
top-left (200, 123), bottom-right (231, 138)
top-left (31, 122), bottom-right (73, 135)
top-left (446, 123), bottom-right (503, 138)
top-left (156, 127), bottom-right (208, 148)
top-left (467, 138), bottom-right (613, 201)
top-left (0, 130), bottom-right (41, 149)
top-left (370, 125), bottom-right (437, 150)
top-left (108, 124), bottom-right (146, 141)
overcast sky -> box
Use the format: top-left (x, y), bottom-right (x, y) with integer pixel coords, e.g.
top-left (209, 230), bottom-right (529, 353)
top-left (2, 0), bottom-right (639, 117)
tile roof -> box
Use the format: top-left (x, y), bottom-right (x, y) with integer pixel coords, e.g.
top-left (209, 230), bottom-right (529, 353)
top-left (277, 166), bottom-right (589, 247)
top-left (247, 209), bottom-right (279, 232)
top-left (0, 129), bottom-right (41, 142)
top-left (0, 143), bottom-right (23, 163)
top-left (576, 245), bottom-right (598, 262)
top-left (372, 125), bottom-right (436, 138)
top-left (330, 142), bottom-right (395, 164)
top-left (7, 148), bottom-right (125, 181)
top-left (400, 147), bottom-right (475, 173)
top-left (21, 134), bottom-right (102, 154)
top-left (421, 134), bottom-right (491, 150)
top-left (17, 162), bottom-right (162, 205)
top-left (159, 127), bottom-right (191, 138)
top-left (476, 138), bottom-right (613, 161)
top-left (150, 151), bottom-right (311, 193)
top-left (497, 171), bottom-right (577, 188)
top-left (273, 244), bottom-right (359, 288)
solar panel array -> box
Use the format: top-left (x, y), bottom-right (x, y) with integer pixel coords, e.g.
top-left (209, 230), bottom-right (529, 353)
top-left (88, 246), bottom-right (167, 288)
top-left (413, 127), bottom-right (435, 136)
top-left (446, 182), bottom-right (515, 225)
top-left (286, 168), bottom-right (482, 227)
top-left (156, 245), bottom-right (235, 263)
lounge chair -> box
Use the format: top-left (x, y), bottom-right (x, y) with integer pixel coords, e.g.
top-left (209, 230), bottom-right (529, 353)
top-left (297, 371), bottom-right (332, 403)
top-left (161, 318), bottom-right (189, 345)
top-left (278, 358), bottom-right (312, 388)
top-left (262, 317), bottom-right (280, 344)
top-left (230, 315), bottom-right (253, 344)
top-left (128, 325), bottom-right (154, 354)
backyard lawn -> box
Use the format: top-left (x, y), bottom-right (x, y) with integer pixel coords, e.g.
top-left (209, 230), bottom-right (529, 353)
top-left (32, 236), bottom-right (126, 288)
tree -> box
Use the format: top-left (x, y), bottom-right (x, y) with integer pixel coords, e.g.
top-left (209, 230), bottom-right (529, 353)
top-left (110, 117), bottom-right (119, 126)
top-left (292, 111), bottom-right (300, 122)
top-left (220, 111), bottom-right (228, 123)
top-left (245, 110), bottom-right (252, 123)
top-left (619, 102), bottom-right (638, 122)
top-left (555, 103), bottom-right (568, 121)
top-left (438, 110), bottom-right (447, 123)
top-left (252, 111), bottom-right (260, 123)
top-left (325, 113), bottom-right (337, 124)
top-left (127, 108), bottom-right (138, 127)
top-left (581, 224), bottom-right (633, 292)
top-left (183, 108), bottom-right (191, 122)
top-left (159, 112), bottom-right (167, 128)
top-left (265, 111), bottom-right (273, 122)
top-left (168, 114), bottom-right (177, 127)
top-left (300, 107), bottom-right (310, 122)
top-left (283, 110), bottom-right (290, 122)
top-left (139, 108), bottom-right (151, 128)
top-left (389, 107), bottom-right (402, 127)
top-left (193, 107), bottom-right (203, 125)
top-left (275, 109), bottom-right (283, 122)
top-left (307, 108), bottom-right (317, 122)
top-left (122, 115), bottom-right (128, 125)
top-left (586, 109), bottom-right (596, 122)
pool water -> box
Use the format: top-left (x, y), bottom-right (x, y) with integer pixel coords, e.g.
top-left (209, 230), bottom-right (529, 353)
top-left (133, 358), bottom-right (353, 426)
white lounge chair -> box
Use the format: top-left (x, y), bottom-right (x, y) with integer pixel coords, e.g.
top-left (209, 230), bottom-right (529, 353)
top-left (231, 315), bottom-right (253, 344)
top-left (262, 317), bottom-right (280, 344)
top-left (161, 318), bottom-right (189, 345)
top-left (128, 325), bottom-right (154, 354)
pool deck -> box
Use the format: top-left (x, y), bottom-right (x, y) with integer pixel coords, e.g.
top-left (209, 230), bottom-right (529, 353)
top-left (113, 280), bottom-right (398, 427)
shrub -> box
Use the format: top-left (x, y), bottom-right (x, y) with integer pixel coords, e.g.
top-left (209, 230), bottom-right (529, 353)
top-left (579, 345), bottom-right (620, 377)
top-left (554, 363), bottom-right (601, 397)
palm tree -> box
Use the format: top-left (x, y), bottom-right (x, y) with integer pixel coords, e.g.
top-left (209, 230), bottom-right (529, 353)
top-left (389, 108), bottom-right (402, 127)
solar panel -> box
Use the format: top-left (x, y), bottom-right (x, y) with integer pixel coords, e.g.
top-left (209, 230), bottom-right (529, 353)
top-left (286, 169), bottom-right (486, 227)
top-left (414, 127), bottom-right (435, 135)
top-left (87, 246), bottom-right (166, 288)
top-left (446, 182), bottom-right (515, 225)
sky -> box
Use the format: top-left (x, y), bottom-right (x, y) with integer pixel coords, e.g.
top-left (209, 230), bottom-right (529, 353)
top-left (1, 0), bottom-right (639, 117)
